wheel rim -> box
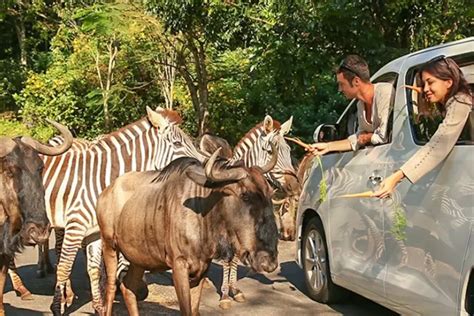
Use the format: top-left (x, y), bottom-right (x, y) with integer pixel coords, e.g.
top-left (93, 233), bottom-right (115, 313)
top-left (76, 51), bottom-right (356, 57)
top-left (304, 229), bottom-right (327, 292)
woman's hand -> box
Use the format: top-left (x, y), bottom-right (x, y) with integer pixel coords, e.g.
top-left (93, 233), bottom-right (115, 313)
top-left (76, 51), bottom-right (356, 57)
top-left (372, 170), bottom-right (405, 199)
top-left (307, 142), bottom-right (330, 156)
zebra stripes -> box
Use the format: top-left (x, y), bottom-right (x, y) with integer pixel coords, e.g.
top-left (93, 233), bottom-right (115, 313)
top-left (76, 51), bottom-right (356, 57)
top-left (42, 107), bottom-right (205, 315)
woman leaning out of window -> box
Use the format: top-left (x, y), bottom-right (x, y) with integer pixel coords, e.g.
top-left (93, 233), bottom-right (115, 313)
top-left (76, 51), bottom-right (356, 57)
top-left (373, 56), bottom-right (473, 198)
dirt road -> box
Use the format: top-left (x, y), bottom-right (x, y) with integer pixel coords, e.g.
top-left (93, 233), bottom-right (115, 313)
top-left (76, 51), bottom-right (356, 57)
top-left (5, 238), bottom-right (397, 315)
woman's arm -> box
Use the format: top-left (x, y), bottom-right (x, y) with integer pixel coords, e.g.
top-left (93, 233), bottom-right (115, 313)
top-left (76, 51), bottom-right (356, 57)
top-left (400, 95), bottom-right (471, 183)
top-left (373, 94), bottom-right (472, 198)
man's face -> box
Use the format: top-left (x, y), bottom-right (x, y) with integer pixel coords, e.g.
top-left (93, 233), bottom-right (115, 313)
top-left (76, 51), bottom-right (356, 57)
top-left (336, 72), bottom-right (358, 99)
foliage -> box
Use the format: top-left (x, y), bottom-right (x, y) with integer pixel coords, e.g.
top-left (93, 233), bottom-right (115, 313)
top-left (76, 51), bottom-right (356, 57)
top-left (0, 118), bottom-right (53, 142)
top-left (0, 0), bottom-right (472, 149)
top-left (316, 156), bottom-right (327, 202)
top-left (390, 204), bottom-right (408, 241)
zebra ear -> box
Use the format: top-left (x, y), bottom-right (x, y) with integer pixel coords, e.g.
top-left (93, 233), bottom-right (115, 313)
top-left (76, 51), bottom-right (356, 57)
top-left (263, 115), bottom-right (273, 134)
top-left (147, 106), bottom-right (169, 130)
top-left (279, 116), bottom-right (293, 136)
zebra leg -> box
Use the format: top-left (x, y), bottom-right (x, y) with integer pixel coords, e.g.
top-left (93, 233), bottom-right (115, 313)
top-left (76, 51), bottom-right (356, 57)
top-left (218, 260), bottom-right (232, 309)
top-left (229, 257), bottom-right (245, 302)
top-left (8, 259), bottom-right (33, 300)
top-left (50, 224), bottom-right (83, 316)
top-left (85, 239), bottom-right (105, 315)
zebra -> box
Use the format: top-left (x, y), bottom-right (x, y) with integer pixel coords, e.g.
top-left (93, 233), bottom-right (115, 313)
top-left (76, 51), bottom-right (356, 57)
top-left (201, 115), bottom-right (300, 309)
top-left (34, 106), bottom-right (206, 315)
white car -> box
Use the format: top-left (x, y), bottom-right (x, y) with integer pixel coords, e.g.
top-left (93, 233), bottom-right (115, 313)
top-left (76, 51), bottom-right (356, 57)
top-left (295, 37), bottom-right (474, 315)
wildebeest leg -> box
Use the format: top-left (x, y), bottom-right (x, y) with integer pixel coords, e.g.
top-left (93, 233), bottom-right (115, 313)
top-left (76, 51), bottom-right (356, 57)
top-left (219, 260), bottom-right (232, 309)
top-left (120, 263), bottom-right (145, 316)
top-left (37, 228), bottom-right (54, 278)
top-left (8, 259), bottom-right (32, 300)
top-left (190, 277), bottom-right (205, 316)
top-left (102, 239), bottom-right (117, 316)
top-left (228, 257), bottom-right (245, 302)
top-left (0, 256), bottom-right (10, 316)
top-left (172, 257), bottom-right (192, 315)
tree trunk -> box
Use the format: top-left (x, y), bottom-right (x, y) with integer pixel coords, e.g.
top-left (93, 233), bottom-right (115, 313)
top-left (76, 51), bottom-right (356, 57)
top-left (176, 38), bottom-right (210, 136)
top-left (13, 14), bottom-right (27, 66)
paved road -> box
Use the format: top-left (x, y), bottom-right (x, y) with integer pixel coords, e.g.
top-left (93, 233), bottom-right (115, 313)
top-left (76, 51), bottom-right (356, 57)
top-left (5, 238), bottom-right (398, 315)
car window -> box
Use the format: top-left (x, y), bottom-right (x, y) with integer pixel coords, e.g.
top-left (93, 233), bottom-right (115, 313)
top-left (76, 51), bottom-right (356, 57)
top-left (336, 72), bottom-right (398, 143)
top-left (406, 54), bottom-right (474, 145)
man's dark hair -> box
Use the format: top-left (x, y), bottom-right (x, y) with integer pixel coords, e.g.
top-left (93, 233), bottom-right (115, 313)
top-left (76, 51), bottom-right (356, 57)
top-left (337, 55), bottom-right (371, 83)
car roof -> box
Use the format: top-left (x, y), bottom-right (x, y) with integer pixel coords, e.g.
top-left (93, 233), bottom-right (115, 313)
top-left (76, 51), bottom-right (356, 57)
top-left (372, 37), bottom-right (474, 78)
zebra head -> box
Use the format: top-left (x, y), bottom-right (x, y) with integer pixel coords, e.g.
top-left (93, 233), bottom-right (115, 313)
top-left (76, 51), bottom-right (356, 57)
top-left (259, 115), bottom-right (296, 178)
top-left (146, 106), bottom-right (206, 169)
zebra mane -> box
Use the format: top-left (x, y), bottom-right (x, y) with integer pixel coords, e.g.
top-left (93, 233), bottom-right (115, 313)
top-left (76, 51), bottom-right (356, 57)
top-left (234, 120), bottom-right (282, 150)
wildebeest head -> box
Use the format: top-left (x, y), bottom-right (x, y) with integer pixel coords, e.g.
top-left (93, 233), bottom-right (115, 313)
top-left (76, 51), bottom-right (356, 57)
top-left (0, 120), bottom-right (72, 255)
top-left (187, 146), bottom-right (280, 273)
top-left (147, 106), bottom-right (206, 168)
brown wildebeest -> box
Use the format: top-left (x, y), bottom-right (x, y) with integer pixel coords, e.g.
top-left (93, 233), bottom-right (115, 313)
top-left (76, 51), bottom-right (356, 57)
top-left (98, 147), bottom-right (279, 316)
top-left (0, 120), bottom-right (72, 315)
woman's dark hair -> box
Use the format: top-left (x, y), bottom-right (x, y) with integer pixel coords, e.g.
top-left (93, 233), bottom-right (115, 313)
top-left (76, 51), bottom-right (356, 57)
top-left (419, 56), bottom-right (472, 104)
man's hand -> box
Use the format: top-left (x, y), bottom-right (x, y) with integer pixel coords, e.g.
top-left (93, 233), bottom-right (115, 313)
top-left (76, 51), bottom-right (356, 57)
top-left (372, 170), bottom-right (405, 199)
top-left (357, 132), bottom-right (373, 145)
top-left (307, 142), bottom-right (330, 156)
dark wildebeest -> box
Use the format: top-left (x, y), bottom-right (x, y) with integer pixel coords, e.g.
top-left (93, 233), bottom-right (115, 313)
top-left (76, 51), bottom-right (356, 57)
top-left (0, 120), bottom-right (72, 315)
top-left (97, 147), bottom-right (279, 316)
top-left (198, 117), bottom-right (300, 309)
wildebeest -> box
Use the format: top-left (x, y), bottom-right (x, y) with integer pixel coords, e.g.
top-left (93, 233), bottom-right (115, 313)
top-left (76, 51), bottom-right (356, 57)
top-left (199, 116), bottom-right (300, 308)
top-left (0, 120), bottom-right (72, 315)
top-left (97, 147), bottom-right (279, 316)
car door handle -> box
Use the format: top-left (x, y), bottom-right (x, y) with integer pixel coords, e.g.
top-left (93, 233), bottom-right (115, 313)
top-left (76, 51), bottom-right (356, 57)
top-left (368, 174), bottom-right (384, 184)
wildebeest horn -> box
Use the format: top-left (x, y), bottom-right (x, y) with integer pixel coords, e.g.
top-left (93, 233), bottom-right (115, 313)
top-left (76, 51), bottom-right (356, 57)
top-left (259, 142), bottom-right (278, 174)
top-left (21, 119), bottom-right (73, 156)
top-left (205, 147), bottom-right (247, 183)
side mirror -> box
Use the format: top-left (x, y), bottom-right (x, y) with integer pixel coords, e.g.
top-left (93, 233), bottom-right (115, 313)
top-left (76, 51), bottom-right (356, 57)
top-left (313, 124), bottom-right (338, 143)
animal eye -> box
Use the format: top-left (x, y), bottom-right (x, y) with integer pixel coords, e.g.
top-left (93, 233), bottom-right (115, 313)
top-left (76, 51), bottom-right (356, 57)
top-left (173, 141), bottom-right (182, 147)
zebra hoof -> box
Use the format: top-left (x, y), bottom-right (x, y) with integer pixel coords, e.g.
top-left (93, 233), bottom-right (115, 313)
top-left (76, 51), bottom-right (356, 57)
top-left (15, 286), bottom-right (33, 300)
top-left (219, 298), bottom-right (232, 310)
top-left (233, 292), bottom-right (246, 302)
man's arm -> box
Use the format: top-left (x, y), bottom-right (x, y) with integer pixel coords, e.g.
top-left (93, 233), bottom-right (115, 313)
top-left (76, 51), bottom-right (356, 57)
top-left (309, 138), bottom-right (353, 155)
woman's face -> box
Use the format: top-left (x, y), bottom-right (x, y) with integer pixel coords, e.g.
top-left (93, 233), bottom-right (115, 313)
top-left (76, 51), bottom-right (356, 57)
top-left (421, 71), bottom-right (453, 104)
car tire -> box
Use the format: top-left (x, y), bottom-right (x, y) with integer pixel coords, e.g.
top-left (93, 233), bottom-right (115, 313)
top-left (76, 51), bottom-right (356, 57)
top-left (302, 216), bottom-right (345, 303)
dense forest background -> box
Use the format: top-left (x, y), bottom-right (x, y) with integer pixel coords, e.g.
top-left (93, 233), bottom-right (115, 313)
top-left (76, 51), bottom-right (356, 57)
top-left (0, 0), bottom-right (472, 150)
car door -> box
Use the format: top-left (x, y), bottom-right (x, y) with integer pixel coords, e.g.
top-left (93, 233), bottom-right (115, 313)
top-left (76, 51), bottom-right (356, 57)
top-left (322, 72), bottom-right (399, 302)
top-left (382, 47), bottom-right (474, 315)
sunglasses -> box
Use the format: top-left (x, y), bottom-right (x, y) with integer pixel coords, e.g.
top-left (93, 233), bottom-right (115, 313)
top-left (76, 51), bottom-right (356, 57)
top-left (425, 54), bottom-right (456, 73)
top-left (338, 61), bottom-right (362, 79)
